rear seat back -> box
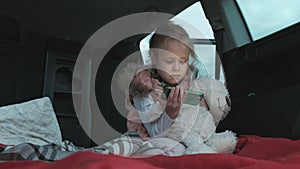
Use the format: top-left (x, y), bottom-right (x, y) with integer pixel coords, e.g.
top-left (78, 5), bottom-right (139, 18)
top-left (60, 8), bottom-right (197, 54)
top-left (43, 38), bottom-right (94, 147)
top-left (0, 14), bottom-right (20, 42)
top-left (0, 15), bottom-right (45, 106)
top-left (0, 14), bottom-right (92, 147)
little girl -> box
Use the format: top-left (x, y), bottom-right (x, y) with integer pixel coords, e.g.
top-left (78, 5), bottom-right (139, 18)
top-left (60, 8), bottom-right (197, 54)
top-left (101, 21), bottom-right (236, 156)
top-left (129, 21), bottom-right (209, 138)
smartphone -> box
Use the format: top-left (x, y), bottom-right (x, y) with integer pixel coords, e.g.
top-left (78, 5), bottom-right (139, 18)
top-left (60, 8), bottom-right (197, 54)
top-left (161, 86), bottom-right (203, 105)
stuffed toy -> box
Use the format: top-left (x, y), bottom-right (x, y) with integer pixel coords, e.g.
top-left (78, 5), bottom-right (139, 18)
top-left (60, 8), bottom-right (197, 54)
top-left (118, 62), bottom-right (237, 154)
top-left (157, 78), bottom-right (237, 154)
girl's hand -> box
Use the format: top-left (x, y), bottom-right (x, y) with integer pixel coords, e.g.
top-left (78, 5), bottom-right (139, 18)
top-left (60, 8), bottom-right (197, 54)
top-left (151, 78), bottom-right (163, 90)
top-left (150, 78), bottom-right (164, 103)
top-left (165, 86), bottom-right (184, 119)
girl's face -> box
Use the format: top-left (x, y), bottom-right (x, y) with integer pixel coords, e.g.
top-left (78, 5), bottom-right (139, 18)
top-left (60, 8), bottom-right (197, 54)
top-left (151, 40), bottom-right (189, 85)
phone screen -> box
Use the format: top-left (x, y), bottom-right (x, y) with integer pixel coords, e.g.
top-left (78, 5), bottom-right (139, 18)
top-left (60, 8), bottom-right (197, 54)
top-left (161, 87), bottom-right (203, 105)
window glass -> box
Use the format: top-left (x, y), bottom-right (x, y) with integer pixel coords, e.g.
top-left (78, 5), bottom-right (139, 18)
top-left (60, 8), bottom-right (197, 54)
top-left (236, 0), bottom-right (300, 40)
top-left (194, 44), bottom-right (225, 82)
top-left (172, 2), bottom-right (214, 39)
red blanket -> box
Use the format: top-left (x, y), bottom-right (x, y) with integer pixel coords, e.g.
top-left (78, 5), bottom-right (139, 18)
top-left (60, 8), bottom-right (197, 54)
top-left (1, 135), bottom-right (300, 169)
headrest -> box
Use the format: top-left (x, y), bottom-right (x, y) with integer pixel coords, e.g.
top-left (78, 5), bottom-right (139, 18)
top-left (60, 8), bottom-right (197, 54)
top-left (0, 14), bottom-right (20, 42)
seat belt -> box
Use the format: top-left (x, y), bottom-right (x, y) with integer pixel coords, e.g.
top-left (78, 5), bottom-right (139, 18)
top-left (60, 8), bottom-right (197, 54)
top-left (214, 29), bottom-right (224, 80)
top-left (211, 14), bottom-right (225, 81)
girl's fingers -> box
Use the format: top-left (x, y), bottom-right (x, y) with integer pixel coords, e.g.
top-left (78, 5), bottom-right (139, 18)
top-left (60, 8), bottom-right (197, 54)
top-left (155, 79), bottom-right (162, 85)
top-left (167, 87), bottom-right (175, 103)
top-left (151, 78), bottom-right (163, 90)
top-left (167, 86), bottom-right (184, 106)
top-left (173, 86), bottom-right (180, 104)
